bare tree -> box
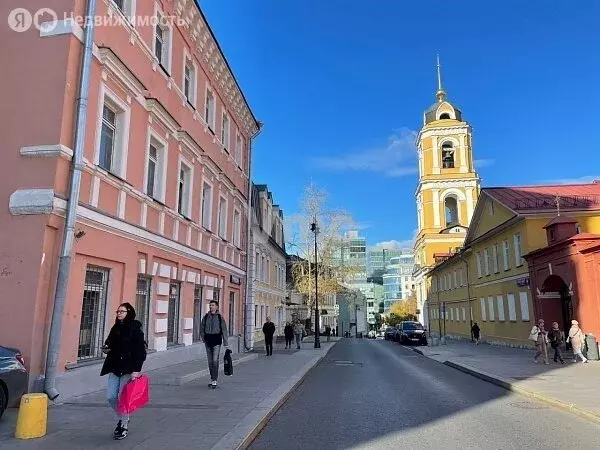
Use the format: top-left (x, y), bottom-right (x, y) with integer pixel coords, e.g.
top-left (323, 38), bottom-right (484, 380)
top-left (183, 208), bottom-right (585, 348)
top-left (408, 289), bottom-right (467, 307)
top-left (286, 182), bottom-right (361, 315)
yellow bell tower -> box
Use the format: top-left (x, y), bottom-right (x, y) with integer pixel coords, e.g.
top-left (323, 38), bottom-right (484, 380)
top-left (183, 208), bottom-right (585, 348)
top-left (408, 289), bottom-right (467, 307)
top-left (413, 56), bottom-right (481, 322)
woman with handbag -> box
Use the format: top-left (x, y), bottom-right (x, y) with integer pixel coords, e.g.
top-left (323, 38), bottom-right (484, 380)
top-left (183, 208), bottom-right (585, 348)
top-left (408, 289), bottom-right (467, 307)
top-left (100, 302), bottom-right (147, 440)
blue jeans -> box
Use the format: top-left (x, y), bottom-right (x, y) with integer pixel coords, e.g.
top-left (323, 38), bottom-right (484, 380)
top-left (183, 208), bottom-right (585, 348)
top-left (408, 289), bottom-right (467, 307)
top-left (107, 373), bottom-right (131, 424)
top-left (205, 344), bottom-right (221, 381)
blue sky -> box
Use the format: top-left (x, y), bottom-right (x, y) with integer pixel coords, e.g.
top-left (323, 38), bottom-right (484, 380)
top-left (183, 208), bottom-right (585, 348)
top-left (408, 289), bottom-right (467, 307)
top-left (201, 0), bottom-right (600, 249)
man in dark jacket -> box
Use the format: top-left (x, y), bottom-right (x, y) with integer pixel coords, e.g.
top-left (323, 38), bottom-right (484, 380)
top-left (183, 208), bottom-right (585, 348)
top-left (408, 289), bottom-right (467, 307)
top-left (200, 300), bottom-right (229, 388)
top-left (262, 317), bottom-right (276, 356)
top-left (101, 302), bottom-right (147, 440)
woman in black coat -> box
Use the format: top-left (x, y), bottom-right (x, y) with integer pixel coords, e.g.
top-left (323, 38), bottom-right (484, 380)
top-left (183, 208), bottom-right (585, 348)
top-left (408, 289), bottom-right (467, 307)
top-left (101, 302), bottom-right (146, 440)
top-left (284, 322), bottom-right (294, 349)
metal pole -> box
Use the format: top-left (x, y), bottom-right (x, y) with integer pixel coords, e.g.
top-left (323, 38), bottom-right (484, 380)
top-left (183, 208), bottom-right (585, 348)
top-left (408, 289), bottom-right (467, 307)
top-left (314, 221), bottom-right (320, 348)
top-left (243, 125), bottom-right (263, 353)
top-left (44, 0), bottom-right (97, 401)
top-left (462, 253), bottom-right (474, 342)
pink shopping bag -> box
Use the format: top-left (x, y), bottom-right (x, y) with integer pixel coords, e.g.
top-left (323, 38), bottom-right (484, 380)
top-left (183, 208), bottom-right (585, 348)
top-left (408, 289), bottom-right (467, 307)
top-left (117, 375), bottom-right (150, 415)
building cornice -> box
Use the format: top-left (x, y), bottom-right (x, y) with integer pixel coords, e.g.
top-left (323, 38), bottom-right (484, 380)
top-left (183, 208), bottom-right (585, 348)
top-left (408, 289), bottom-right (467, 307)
top-left (174, 0), bottom-right (259, 137)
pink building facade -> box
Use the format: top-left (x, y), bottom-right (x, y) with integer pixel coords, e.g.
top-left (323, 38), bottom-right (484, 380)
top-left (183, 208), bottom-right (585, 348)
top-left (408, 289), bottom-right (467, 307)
top-left (1, 0), bottom-right (259, 395)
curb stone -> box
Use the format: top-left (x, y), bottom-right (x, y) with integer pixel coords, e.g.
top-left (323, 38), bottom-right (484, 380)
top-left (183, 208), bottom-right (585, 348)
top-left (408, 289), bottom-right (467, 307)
top-left (211, 342), bottom-right (338, 450)
top-left (411, 348), bottom-right (600, 425)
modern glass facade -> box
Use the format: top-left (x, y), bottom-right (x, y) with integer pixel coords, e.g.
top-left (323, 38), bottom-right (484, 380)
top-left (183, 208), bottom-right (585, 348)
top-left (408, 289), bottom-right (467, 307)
top-left (368, 249), bottom-right (404, 276)
top-left (382, 255), bottom-right (416, 312)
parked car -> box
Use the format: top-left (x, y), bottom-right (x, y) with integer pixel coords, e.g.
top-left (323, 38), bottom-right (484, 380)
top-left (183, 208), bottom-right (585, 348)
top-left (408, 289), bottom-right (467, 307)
top-left (384, 327), bottom-right (397, 340)
top-left (0, 346), bottom-right (28, 419)
top-left (396, 321), bottom-right (428, 346)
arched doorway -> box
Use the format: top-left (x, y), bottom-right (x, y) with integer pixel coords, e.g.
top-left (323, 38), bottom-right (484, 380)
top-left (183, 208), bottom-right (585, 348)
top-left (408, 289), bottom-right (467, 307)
top-left (540, 275), bottom-right (573, 341)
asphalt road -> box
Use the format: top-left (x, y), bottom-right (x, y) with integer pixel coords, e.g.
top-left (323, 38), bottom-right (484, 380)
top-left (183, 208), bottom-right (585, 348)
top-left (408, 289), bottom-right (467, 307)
top-left (250, 338), bottom-right (600, 450)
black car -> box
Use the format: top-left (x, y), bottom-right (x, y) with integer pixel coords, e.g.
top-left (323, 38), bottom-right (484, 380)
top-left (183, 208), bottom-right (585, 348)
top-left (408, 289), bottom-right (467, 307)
top-left (0, 346), bottom-right (28, 419)
top-left (384, 327), bottom-right (397, 340)
top-left (397, 321), bottom-right (427, 346)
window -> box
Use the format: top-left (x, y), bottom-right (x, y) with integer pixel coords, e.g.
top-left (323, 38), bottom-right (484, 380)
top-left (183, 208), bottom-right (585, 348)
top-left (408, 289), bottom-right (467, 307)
top-left (487, 296), bottom-right (495, 321)
top-left (153, 12), bottom-right (171, 72)
top-left (145, 135), bottom-right (167, 202)
top-left (136, 275), bottom-right (151, 337)
top-left (228, 292), bottom-right (235, 334)
top-left (493, 244), bottom-right (499, 274)
top-left (441, 142), bottom-right (455, 168)
top-left (111, 0), bottom-right (134, 20)
top-left (235, 133), bottom-right (243, 167)
top-left (78, 266), bottom-right (109, 360)
top-left (484, 248), bottom-right (490, 276)
top-left (519, 292), bottom-right (530, 321)
top-left (453, 271), bottom-right (458, 289)
top-left (514, 234), bottom-right (523, 267)
top-left (168, 281), bottom-right (181, 345)
top-left (502, 240), bottom-right (510, 271)
top-left (445, 196), bottom-right (459, 226)
top-left (480, 298), bottom-right (487, 321)
top-left (97, 89), bottom-right (130, 177)
top-left (205, 88), bottom-right (215, 131)
top-left (462, 307), bottom-right (466, 322)
top-left (439, 113), bottom-right (451, 120)
top-left (183, 56), bottom-right (196, 106)
top-left (266, 258), bottom-right (271, 284)
top-left (450, 308), bottom-right (453, 321)
top-left (261, 305), bottom-right (265, 325)
top-left (507, 294), bottom-right (517, 321)
top-left (217, 196), bottom-right (228, 239)
top-left (201, 183), bottom-right (213, 230)
top-left (254, 304), bottom-right (259, 328)
top-left (99, 105), bottom-right (117, 172)
top-left (221, 113), bottom-right (230, 150)
top-left (262, 255), bottom-right (267, 282)
top-left (233, 209), bottom-right (241, 247)
top-left (476, 252), bottom-right (482, 278)
top-left (497, 295), bottom-right (505, 321)
top-left (177, 161), bottom-right (192, 217)
top-left (193, 285), bottom-right (203, 342)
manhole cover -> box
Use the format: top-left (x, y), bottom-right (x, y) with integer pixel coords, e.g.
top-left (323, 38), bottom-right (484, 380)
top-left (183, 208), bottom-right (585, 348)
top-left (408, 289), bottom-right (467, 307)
top-left (509, 401), bottom-right (549, 410)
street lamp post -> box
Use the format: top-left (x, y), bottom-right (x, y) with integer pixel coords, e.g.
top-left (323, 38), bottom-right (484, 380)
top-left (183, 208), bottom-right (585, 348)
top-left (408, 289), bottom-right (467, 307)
top-left (310, 219), bottom-right (321, 348)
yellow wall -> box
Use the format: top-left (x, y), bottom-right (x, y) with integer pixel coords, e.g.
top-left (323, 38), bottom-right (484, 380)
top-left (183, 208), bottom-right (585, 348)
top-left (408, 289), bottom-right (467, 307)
top-left (426, 199), bottom-right (600, 347)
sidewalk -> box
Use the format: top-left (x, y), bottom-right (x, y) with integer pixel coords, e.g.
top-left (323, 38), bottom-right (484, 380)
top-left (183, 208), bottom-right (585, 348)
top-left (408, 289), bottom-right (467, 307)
top-left (0, 341), bottom-right (337, 449)
top-left (409, 340), bottom-right (600, 423)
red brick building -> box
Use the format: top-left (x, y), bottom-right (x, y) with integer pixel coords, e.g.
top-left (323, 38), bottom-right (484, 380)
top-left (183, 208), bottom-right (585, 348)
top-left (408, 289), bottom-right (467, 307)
top-left (1, 0), bottom-right (259, 397)
top-left (525, 216), bottom-right (600, 342)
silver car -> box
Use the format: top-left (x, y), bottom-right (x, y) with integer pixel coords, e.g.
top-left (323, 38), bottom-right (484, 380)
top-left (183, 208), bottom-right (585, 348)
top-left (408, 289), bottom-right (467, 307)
top-left (0, 346), bottom-right (28, 419)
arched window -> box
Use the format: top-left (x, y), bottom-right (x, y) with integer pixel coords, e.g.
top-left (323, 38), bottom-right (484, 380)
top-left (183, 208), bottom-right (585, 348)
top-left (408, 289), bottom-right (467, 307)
top-left (439, 113), bottom-right (451, 119)
top-left (442, 142), bottom-right (455, 168)
top-left (445, 196), bottom-right (459, 226)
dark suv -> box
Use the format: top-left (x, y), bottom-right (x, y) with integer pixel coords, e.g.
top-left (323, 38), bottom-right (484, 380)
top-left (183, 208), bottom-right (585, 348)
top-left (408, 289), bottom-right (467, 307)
top-left (0, 346), bottom-right (28, 419)
top-left (396, 321), bottom-right (427, 346)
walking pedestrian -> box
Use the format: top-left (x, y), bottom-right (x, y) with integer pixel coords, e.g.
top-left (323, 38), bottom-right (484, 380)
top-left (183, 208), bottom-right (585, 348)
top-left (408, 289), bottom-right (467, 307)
top-left (284, 322), bottom-right (294, 349)
top-left (294, 320), bottom-right (305, 349)
top-left (200, 300), bottom-right (229, 388)
top-left (325, 325), bottom-right (331, 342)
top-left (548, 321), bottom-right (565, 364)
top-left (101, 302), bottom-right (147, 441)
top-left (262, 316), bottom-right (276, 356)
top-left (471, 322), bottom-right (480, 345)
top-left (529, 319), bottom-right (549, 365)
top-left (568, 320), bottom-right (588, 363)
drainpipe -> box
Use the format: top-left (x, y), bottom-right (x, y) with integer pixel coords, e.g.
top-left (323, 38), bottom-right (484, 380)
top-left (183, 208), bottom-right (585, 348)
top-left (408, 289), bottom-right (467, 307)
top-left (461, 252), bottom-right (474, 342)
top-left (44, 0), bottom-right (97, 401)
top-left (243, 122), bottom-right (263, 351)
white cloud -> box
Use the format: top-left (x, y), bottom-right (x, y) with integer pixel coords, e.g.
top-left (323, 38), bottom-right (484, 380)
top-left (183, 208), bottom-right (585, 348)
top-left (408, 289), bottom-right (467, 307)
top-left (537, 175), bottom-right (600, 185)
top-left (370, 229), bottom-right (418, 252)
top-left (312, 128), bottom-right (418, 177)
top-left (474, 159), bottom-right (495, 168)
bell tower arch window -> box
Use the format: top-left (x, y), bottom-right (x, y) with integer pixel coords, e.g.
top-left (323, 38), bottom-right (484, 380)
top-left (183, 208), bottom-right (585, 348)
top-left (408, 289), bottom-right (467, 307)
top-left (439, 113), bottom-right (451, 119)
top-left (442, 142), bottom-right (455, 168)
top-left (445, 196), bottom-right (459, 227)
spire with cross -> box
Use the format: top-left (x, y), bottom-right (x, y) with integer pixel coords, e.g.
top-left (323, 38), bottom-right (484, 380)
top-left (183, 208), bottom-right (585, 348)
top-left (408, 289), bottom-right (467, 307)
top-left (436, 54), bottom-right (447, 102)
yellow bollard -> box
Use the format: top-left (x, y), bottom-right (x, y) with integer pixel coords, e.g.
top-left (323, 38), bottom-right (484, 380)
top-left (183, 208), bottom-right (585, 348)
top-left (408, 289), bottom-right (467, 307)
top-left (15, 393), bottom-right (48, 439)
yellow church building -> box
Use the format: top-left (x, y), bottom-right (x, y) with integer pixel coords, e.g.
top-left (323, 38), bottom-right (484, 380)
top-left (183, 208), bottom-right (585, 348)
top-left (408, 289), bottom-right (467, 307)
top-left (413, 58), bottom-right (480, 325)
top-left (414, 58), bottom-right (600, 348)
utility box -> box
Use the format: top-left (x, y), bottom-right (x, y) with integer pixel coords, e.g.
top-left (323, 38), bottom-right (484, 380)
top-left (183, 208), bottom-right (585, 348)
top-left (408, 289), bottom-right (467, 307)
top-left (585, 334), bottom-right (599, 360)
